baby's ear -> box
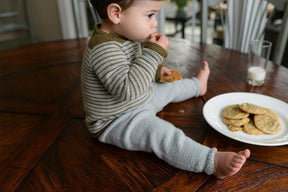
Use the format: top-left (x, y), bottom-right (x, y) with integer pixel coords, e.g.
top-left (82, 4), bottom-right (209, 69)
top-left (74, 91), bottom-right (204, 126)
top-left (107, 3), bottom-right (121, 24)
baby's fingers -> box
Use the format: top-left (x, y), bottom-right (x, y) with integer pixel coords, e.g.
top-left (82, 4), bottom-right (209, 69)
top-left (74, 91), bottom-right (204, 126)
top-left (150, 33), bottom-right (157, 41)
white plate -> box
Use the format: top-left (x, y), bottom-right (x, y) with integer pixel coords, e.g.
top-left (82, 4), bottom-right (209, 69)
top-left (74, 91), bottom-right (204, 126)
top-left (203, 92), bottom-right (288, 146)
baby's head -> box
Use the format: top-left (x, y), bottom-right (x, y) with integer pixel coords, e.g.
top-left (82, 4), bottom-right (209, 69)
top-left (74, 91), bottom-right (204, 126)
top-left (90, 0), bottom-right (135, 20)
top-left (91, 0), bottom-right (164, 42)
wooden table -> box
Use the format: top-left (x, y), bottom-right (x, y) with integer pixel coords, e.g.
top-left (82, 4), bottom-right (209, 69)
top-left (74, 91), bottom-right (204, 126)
top-left (1, 38), bottom-right (288, 192)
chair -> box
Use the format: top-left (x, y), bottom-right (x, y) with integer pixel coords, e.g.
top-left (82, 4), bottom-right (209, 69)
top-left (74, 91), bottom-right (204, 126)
top-left (201, 0), bottom-right (288, 66)
top-left (164, 0), bottom-right (199, 39)
top-left (0, 0), bottom-right (34, 42)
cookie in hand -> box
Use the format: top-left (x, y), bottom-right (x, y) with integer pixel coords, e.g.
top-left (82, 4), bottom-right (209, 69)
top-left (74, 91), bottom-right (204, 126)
top-left (159, 70), bottom-right (182, 83)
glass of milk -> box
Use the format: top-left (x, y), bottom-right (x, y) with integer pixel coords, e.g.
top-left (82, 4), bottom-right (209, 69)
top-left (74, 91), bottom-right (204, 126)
top-left (247, 40), bottom-right (272, 86)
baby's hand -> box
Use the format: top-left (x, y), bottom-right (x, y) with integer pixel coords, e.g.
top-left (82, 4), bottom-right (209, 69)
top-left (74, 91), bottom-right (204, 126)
top-left (161, 66), bottom-right (172, 76)
top-left (150, 33), bottom-right (169, 50)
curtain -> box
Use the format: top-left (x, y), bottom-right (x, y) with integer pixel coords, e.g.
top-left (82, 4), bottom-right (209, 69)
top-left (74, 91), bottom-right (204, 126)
top-left (224, 0), bottom-right (268, 53)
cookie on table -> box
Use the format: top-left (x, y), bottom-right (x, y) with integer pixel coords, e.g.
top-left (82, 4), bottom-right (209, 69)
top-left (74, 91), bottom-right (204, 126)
top-left (243, 121), bottom-right (264, 135)
top-left (223, 104), bottom-right (249, 119)
top-left (159, 70), bottom-right (182, 83)
top-left (223, 117), bottom-right (250, 127)
top-left (228, 125), bottom-right (243, 132)
top-left (239, 103), bottom-right (267, 115)
top-left (265, 108), bottom-right (279, 120)
top-left (254, 114), bottom-right (281, 134)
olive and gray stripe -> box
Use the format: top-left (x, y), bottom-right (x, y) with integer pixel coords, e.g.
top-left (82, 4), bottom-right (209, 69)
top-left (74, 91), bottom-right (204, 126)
top-left (81, 39), bottom-right (163, 134)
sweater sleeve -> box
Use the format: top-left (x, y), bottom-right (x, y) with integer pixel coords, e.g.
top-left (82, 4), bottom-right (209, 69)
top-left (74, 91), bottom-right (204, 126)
top-left (144, 42), bottom-right (168, 58)
top-left (90, 41), bottom-right (164, 101)
top-left (144, 42), bottom-right (168, 82)
top-left (155, 64), bottom-right (165, 82)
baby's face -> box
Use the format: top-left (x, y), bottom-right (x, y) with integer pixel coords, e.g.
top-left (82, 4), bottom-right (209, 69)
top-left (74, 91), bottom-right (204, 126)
top-left (116, 0), bottom-right (164, 42)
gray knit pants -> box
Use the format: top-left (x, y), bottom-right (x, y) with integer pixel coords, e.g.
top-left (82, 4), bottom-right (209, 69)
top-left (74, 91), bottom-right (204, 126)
top-left (99, 78), bottom-right (217, 175)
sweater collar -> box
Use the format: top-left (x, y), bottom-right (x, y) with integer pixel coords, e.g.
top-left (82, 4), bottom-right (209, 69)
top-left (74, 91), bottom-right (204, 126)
top-left (93, 24), bottom-right (128, 43)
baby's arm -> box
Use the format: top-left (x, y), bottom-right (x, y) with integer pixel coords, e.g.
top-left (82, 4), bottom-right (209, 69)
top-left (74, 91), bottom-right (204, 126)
top-left (149, 34), bottom-right (172, 81)
top-left (92, 41), bottom-right (167, 101)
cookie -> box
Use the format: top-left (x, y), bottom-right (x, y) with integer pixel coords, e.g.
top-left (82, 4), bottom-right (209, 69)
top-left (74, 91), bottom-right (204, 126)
top-left (159, 70), bottom-right (182, 83)
top-left (265, 108), bottom-right (279, 120)
top-left (254, 114), bottom-right (281, 134)
top-left (223, 117), bottom-right (250, 127)
top-left (243, 121), bottom-right (264, 135)
top-left (239, 103), bottom-right (267, 114)
top-left (223, 104), bottom-right (249, 119)
top-left (223, 103), bottom-right (281, 135)
top-left (228, 125), bottom-right (243, 132)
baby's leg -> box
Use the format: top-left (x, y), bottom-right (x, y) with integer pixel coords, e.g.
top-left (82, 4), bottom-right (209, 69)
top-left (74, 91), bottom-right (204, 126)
top-left (99, 110), bottom-right (217, 175)
top-left (197, 61), bottom-right (210, 96)
top-left (150, 77), bottom-right (201, 110)
top-left (213, 149), bottom-right (250, 179)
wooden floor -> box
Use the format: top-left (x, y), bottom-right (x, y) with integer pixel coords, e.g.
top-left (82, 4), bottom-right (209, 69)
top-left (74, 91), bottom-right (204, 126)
top-left (1, 38), bottom-right (288, 192)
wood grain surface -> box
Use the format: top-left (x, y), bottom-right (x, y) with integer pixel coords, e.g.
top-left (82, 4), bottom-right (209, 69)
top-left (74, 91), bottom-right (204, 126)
top-left (0, 38), bottom-right (288, 192)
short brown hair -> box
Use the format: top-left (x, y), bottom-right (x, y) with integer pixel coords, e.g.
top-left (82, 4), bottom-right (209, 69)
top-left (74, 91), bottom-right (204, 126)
top-left (90, 0), bottom-right (135, 19)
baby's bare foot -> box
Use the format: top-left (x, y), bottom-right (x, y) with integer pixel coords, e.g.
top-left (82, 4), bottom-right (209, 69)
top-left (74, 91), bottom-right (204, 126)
top-left (213, 149), bottom-right (250, 179)
top-left (197, 61), bottom-right (210, 96)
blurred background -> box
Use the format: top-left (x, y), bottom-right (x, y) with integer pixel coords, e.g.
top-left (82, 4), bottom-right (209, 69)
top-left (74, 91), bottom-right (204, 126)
top-left (0, 0), bottom-right (287, 67)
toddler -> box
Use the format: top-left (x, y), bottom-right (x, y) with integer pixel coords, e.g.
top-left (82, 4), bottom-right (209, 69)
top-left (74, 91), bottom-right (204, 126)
top-left (81, 0), bottom-right (250, 179)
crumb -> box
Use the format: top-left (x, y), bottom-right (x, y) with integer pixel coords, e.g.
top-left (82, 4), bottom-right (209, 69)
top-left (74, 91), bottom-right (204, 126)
top-left (179, 109), bottom-right (184, 113)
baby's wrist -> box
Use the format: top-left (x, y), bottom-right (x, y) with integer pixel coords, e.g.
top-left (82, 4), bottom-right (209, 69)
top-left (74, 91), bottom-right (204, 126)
top-left (144, 42), bottom-right (168, 58)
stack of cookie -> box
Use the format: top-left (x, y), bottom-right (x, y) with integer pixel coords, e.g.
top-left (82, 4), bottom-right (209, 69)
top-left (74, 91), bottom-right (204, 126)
top-left (223, 103), bottom-right (281, 135)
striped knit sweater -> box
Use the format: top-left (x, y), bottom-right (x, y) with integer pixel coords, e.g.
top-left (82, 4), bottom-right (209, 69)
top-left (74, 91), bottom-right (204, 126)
top-left (81, 25), bottom-right (167, 136)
